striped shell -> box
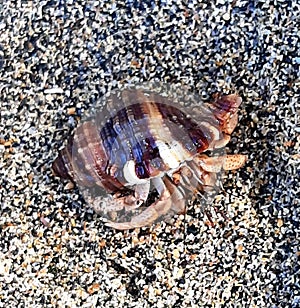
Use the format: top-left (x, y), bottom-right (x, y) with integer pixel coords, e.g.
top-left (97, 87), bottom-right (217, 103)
top-left (52, 87), bottom-right (246, 229)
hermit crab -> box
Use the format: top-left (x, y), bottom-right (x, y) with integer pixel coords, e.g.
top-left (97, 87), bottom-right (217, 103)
top-left (52, 85), bottom-right (246, 230)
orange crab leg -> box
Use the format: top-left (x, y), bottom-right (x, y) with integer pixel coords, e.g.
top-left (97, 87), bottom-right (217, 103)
top-left (194, 154), bottom-right (247, 172)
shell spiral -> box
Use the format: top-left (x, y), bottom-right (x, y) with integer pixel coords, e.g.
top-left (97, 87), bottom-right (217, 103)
top-left (52, 89), bottom-right (234, 192)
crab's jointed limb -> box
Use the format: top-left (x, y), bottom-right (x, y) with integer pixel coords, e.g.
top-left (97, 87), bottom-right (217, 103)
top-left (194, 154), bottom-right (247, 173)
top-left (105, 181), bottom-right (173, 230)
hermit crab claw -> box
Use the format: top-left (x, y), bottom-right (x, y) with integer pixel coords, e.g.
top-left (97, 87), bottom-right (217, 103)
top-left (104, 175), bottom-right (187, 230)
top-left (105, 185), bottom-right (172, 230)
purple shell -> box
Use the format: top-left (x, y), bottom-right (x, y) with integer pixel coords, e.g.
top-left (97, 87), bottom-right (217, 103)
top-left (52, 89), bottom-right (227, 191)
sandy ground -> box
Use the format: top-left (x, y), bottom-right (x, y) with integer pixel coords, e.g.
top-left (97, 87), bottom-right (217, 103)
top-left (0, 1), bottom-right (299, 307)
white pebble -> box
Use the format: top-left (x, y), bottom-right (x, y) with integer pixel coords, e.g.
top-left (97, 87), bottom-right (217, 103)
top-left (223, 12), bottom-right (231, 21)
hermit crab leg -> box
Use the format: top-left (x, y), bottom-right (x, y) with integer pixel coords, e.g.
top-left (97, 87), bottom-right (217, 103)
top-left (163, 176), bottom-right (186, 215)
top-left (134, 182), bottom-right (151, 203)
top-left (87, 193), bottom-right (137, 214)
top-left (177, 166), bottom-right (203, 195)
top-left (223, 112), bottom-right (239, 135)
top-left (152, 177), bottom-right (165, 195)
top-left (105, 182), bottom-right (172, 230)
top-left (97, 181), bottom-right (151, 214)
top-left (195, 154), bottom-right (247, 172)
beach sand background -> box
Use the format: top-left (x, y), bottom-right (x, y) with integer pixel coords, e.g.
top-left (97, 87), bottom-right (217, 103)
top-left (0, 1), bottom-right (299, 307)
